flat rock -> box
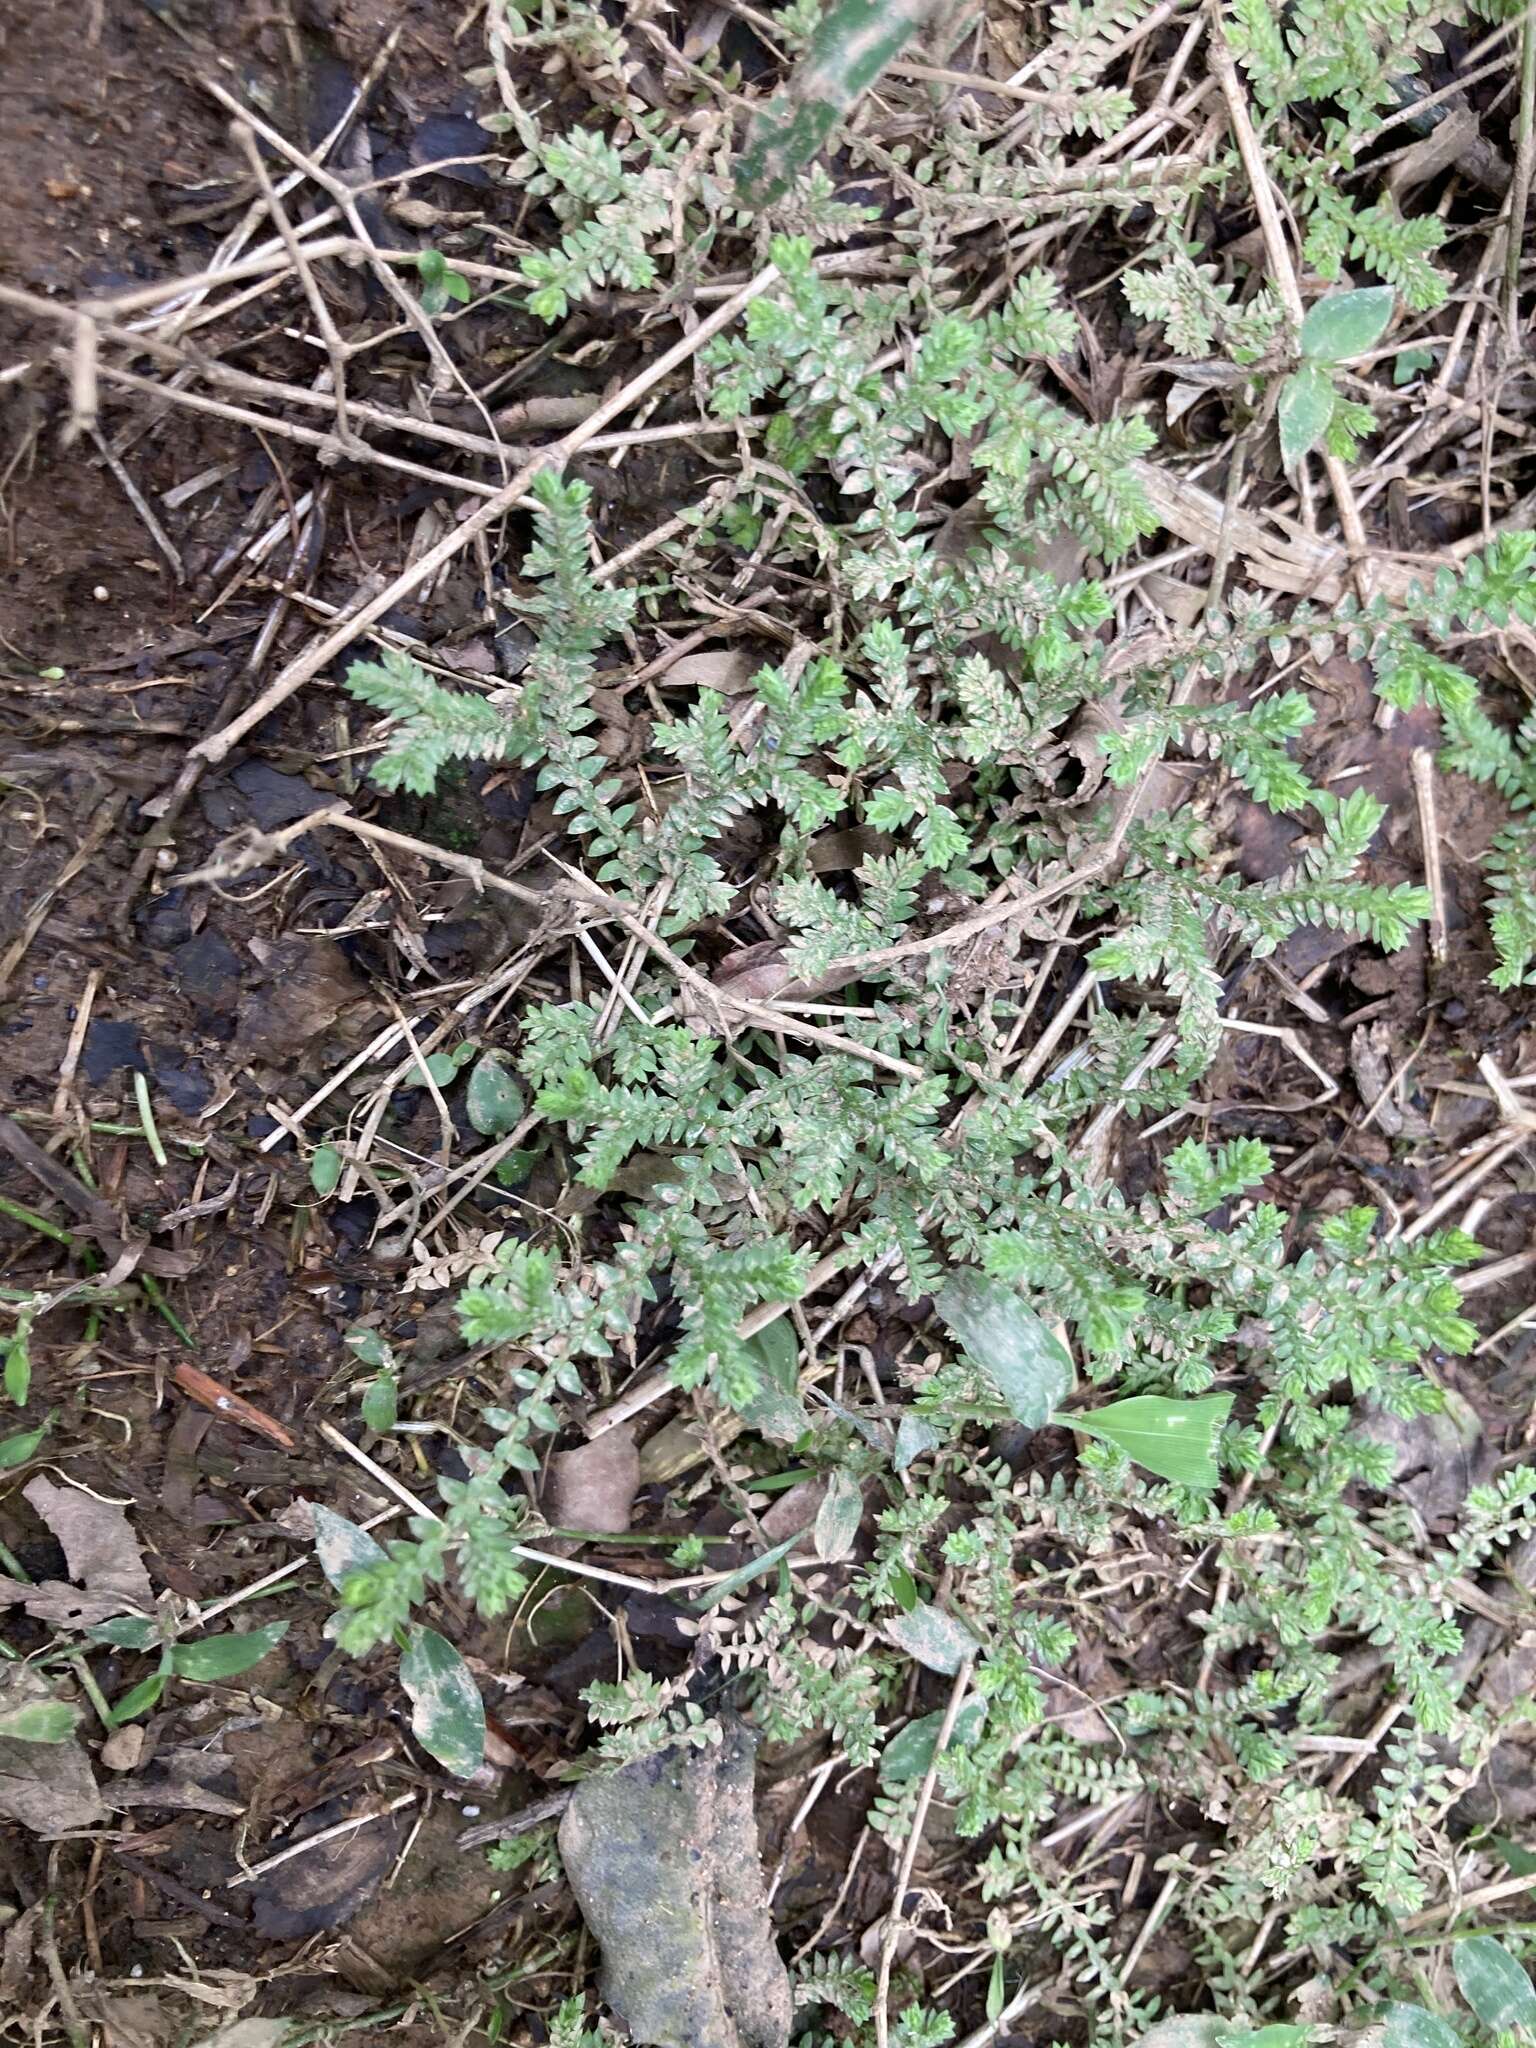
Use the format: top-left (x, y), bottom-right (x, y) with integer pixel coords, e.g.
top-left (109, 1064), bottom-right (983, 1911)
top-left (559, 1714), bottom-right (790, 2048)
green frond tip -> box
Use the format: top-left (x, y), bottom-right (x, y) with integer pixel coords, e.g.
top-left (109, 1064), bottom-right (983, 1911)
top-left (345, 648), bottom-right (511, 796)
top-left (735, 0), bottom-right (941, 210)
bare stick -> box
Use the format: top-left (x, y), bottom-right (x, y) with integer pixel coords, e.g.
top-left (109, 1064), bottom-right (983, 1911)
top-left (234, 123), bottom-right (355, 446)
top-left (1508, 2), bottom-right (1536, 345)
top-left (874, 1657), bottom-right (975, 2048)
top-left (1411, 747), bottom-right (1448, 964)
top-left (189, 262), bottom-right (782, 767)
top-left (86, 428), bottom-right (185, 582)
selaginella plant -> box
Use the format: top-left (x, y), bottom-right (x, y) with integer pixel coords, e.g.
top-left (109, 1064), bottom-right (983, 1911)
top-left (323, 0), bottom-right (1536, 2025)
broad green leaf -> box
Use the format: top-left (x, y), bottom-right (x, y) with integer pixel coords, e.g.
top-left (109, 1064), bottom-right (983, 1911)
top-left (735, 0), bottom-right (938, 209)
top-left (1277, 364), bottom-right (1337, 468)
top-left (3, 1328), bottom-right (30, 1407)
top-left (888, 1562), bottom-right (919, 1612)
top-left (692, 1527), bottom-right (809, 1612)
top-left (1393, 347), bottom-right (1435, 386)
top-left (885, 1600), bottom-right (980, 1674)
top-left (894, 1414), bottom-right (941, 1472)
top-left (740, 1322), bottom-right (810, 1444)
top-left (171, 1621), bottom-right (289, 1681)
top-left (309, 1146), bottom-right (342, 1197)
top-left (0, 1416), bottom-right (49, 1470)
top-left (110, 1671), bottom-right (167, 1725)
top-left (814, 1469), bottom-right (863, 1562)
top-left (1218, 2030), bottom-right (1313, 2048)
top-left (0, 1699), bottom-right (78, 1743)
top-left (880, 1698), bottom-right (987, 1785)
top-left (934, 1272), bottom-right (1074, 1429)
top-left (1064, 1394), bottom-right (1233, 1488)
top-left (466, 1052), bottom-right (525, 1137)
top-left (414, 1050), bottom-right (461, 1088)
top-left (400, 1625), bottom-right (485, 1779)
top-left (1380, 2004), bottom-right (1460, 2048)
top-left (345, 1327), bottom-right (390, 1371)
top-left (1495, 1834), bottom-right (1536, 1877)
top-left (1453, 1935), bottom-right (1536, 2031)
top-left (1300, 286), bottom-right (1395, 363)
top-left (361, 1371), bottom-right (398, 1434)
top-left (88, 1615), bottom-right (159, 1650)
top-left (312, 1503), bottom-right (387, 1592)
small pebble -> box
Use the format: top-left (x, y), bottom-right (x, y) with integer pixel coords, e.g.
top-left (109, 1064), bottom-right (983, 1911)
top-left (92, 585), bottom-right (110, 602)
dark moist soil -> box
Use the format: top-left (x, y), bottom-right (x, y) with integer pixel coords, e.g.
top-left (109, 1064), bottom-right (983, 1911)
top-left (0, 0), bottom-right (584, 2024)
top-left (3, 1), bottom-right (1536, 2038)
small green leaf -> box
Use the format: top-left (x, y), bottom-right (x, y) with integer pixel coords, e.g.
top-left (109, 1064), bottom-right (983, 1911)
top-left (109, 1671), bottom-right (167, 1725)
top-left (414, 1051), bottom-right (461, 1089)
top-left (885, 1600), bottom-right (981, 1674)
top-left (1453, 1935), bottom-right (1536, 2031)
top-left (0, 1699), bottom-right (78, 1743)
top-left (880, 1698), bottom-right (987, 1785)
top-left (88, 1615), bottom-right (159, 1650)
top-left (1380, 2004), bottom-right (1460, 2048)
top-left (740, 1322), bottom-right (810, 1444)
top-left (1393, 346), bottom-right (1435, 386)
top-left (1277, 364), bottom-right (1337, 468)
top-left (400, 1625), bottom-right (485, 1779)
top-left (171, 1620), bottom-right (289, 1681)
top-left (345, 1327), bottom-right (391, 1371)
top-left (466, 1051), bottom-right (526, 1137)
top-left (692, 1527), bottom-right (809, 1612)
top-left (361, 1371), bottom-right (398, 1433)
top-left (313, 1503), bottom-right (388, 1593)
top-left (888, 1562), bottom-right (919, 1612)
top-left (0, 1416), bottom-right (50, 1469)
top-left (894, 1414), bottom-right (940, 1472)
top-left (1064, 1394), bottom-right (1233, 1488)
top-left (1300, 286), bottom-right (1395, 363)
top-left (814, 1469), bottom-right (863, 1562)
top-left (934, 1272), bottom-right (1074, 1428)
top-left (310, 1146), bottom-right (343, 1197)
top-left (1495, 1835), bottom-right (1536, 1877)
top-left (3, 1327), bottom-right (30, 1407)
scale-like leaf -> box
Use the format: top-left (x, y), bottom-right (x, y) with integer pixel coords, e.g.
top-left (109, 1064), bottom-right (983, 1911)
top-left (934, 1271), bottom-right (1074, 1428)
top-left (1065, 1394), bottom-right (1232, 1488)
top-left (400, 1625), bottom-right (485, 1779)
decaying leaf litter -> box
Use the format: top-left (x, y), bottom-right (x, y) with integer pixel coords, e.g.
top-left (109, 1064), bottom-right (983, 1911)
top-left (3, 0), bottom-right (1536, 2043)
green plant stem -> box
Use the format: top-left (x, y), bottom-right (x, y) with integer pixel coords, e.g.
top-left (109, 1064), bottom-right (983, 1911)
top-left (140, 1274), bottom-right (194, 1347)
top-left (0, 1193), bottom-right (74, 1246)
top-left (67, 1653), bottom-right (114, 1733)
top-left (132, 1070), bottom-right (169, 1169)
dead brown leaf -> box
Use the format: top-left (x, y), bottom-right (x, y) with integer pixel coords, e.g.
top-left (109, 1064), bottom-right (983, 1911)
top-left (0, 1668), bottom-right (104, 1834)
top-left (550, 1423), bottom-right (639, 1535)
top-left (23, 1475), bottom-right (153, 1613)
